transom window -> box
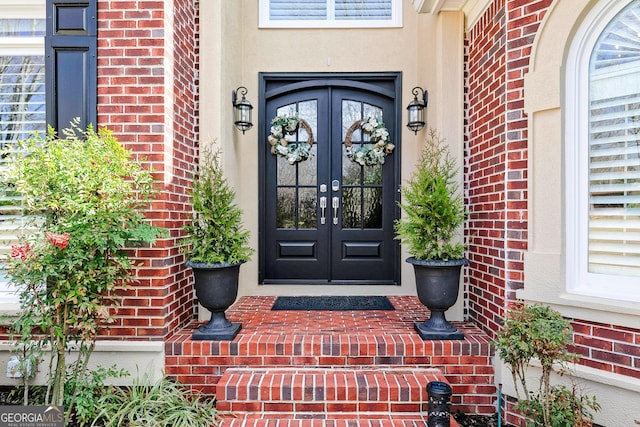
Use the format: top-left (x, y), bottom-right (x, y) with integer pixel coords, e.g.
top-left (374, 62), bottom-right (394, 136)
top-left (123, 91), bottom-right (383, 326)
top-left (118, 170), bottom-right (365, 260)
top-left (566, 0), bottom-right (640, 301)
top-left (259, 0), bottom-right (402, 28)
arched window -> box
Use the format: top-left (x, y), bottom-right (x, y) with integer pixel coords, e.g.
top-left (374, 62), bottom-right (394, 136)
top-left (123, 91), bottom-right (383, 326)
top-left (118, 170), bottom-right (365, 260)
top-left (566, 0), bottom-right (640, 301)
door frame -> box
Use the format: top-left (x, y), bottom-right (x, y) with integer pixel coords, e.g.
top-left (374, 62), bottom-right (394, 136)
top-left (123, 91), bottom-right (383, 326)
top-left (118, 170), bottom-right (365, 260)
top-left (258, 72), bottom-right (403, 285)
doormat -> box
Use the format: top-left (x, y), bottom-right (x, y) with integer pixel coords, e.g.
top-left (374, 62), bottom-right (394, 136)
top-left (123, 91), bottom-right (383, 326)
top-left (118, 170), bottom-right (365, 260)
top-left (271, 296), bottom-right (395, 311)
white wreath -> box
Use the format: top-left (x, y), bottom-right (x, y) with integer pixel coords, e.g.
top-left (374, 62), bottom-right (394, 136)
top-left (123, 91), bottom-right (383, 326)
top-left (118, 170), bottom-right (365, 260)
top-left (268, 114), bottom-right (315, 165)
top-left (345, 116), bottom-right (395, 166)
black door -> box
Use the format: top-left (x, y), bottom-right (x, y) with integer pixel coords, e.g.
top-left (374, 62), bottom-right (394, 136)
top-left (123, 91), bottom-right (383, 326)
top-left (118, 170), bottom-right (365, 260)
top-left (260, 75), bottom-right (400, 285)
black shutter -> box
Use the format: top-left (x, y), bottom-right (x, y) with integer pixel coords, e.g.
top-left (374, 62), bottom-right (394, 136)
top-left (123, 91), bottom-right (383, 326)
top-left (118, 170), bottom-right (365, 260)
top-left (45, 0), bottom-right (97, 131)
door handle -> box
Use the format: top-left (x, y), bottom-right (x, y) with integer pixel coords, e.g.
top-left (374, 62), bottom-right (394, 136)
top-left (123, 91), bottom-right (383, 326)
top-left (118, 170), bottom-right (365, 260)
top-left (332, 196), bottom-right (339, 225)
top-left (320, 196), bottom-right (327, 224)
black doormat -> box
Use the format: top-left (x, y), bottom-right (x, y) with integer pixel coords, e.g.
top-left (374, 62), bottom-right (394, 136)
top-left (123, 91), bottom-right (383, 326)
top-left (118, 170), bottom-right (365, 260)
top-left (271, 296), bottom-right (395, 311)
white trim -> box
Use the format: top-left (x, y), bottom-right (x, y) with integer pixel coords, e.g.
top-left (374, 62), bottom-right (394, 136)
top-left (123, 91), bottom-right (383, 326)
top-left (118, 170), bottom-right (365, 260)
top-left (0, 1), bottom-right (45, 20)
top-left (411, 0), bottom-right (491, 31)
top-left (0, 340), bottom-right (165, 386)
top-left (565, 0), bottom-right (640, 302)
top-left (258, 0), bottom-right (403, 28)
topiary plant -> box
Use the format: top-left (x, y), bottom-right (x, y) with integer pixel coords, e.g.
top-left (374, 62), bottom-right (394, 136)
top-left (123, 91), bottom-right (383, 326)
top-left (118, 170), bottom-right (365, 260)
top-left (394, 128), bottom-right (466, 261)
top-left (182, 145), bottom-right (253, 265)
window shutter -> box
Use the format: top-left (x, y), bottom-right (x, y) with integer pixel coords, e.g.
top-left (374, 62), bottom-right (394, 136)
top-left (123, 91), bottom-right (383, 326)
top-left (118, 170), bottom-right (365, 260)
top-left (45, 0), bottom-right (96, 131)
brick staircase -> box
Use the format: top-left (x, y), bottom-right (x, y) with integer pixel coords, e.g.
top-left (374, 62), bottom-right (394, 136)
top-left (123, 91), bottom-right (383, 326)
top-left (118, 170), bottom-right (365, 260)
top-left (165, 296), bottom-right (496, 426)
top-left (216, 367), bottom-right (460, 427)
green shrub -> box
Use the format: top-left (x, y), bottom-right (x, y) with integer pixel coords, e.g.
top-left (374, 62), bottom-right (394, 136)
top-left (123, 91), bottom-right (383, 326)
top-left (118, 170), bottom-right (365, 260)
top-left (93, 375), bottom-right (221, 427)
top-left (495, 303), bottom-right (600, 426)
top-left (395, 128), bottom-right (466, 260)
top-left (2, 120), bottom-right (166, 415)
top-left (182, 146), bottom-right (252, 265)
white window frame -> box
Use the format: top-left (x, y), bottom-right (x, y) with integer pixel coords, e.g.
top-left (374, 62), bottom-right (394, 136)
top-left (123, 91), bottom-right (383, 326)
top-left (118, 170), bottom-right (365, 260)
top-left (565, 0), bottom-right (640, 302)
top-left (258, 0), bottom-right (403, 28)
top-left (0, 0), bottom-right (46, 308)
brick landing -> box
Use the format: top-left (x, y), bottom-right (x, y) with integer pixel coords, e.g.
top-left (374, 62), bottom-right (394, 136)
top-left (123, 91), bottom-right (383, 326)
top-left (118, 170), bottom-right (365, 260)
top-left (165, 296), bottom-right (496, 420)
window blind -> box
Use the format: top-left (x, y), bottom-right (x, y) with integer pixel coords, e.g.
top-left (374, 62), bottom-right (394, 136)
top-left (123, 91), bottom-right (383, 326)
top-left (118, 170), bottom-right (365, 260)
top-left (335, 0), bottom-right (392, 19)
top-left (269, 0), bottom-right (392, 21)
top-left (0, 54), bottom-right (45, 301)
top-left (588, 93), bottom-right (640, 276)
top-left (270, 0), bottom-right (327, 20)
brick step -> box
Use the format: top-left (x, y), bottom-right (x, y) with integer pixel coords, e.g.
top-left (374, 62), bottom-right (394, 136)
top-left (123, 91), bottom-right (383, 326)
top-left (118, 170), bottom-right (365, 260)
top-left (220, 418), bottom-right (461, 427)
top-left (165, 297), bottom-right (497, 415)
top-left (216, 367), bottom-right (446, 414)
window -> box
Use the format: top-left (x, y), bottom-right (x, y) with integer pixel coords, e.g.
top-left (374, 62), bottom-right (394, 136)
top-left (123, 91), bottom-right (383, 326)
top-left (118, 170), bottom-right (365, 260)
top-left (0, 1), bottom-right (46, 304)
top-left (259, 0), bottom-right (402, 28)
top-left (566, 0), bottom-right (640, 301)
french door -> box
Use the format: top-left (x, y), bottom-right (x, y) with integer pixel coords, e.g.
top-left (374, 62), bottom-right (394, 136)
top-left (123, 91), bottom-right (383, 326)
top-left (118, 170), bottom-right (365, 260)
top-left (260, 75), bottom-right (400, 285)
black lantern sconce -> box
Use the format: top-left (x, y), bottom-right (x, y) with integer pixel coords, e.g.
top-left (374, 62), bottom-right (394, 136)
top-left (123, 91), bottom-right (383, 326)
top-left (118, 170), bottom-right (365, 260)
top-left (232, 86), bottom-right (253, 134)
top-left (406, 87), bottom-right (429, 135)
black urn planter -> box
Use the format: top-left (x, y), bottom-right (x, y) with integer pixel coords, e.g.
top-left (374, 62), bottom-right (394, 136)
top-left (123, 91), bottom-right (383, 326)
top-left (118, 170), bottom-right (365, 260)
top-left (407, 257), bottom-right (468, 340)
top-left (186, 260), bottom-right (243, 341)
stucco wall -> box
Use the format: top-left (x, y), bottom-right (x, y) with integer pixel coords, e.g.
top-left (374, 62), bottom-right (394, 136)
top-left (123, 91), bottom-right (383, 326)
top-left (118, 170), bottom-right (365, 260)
top-left (199, 0), bottom-right (467, 319)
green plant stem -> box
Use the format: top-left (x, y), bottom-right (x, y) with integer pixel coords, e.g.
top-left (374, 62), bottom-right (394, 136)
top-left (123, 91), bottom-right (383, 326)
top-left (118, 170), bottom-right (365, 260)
top-left (67, 341), bottom-right (95, 420)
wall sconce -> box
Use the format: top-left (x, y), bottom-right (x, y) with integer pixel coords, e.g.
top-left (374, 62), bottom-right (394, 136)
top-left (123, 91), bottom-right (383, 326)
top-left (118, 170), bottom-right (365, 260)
top-left (232, 86), bottom-right (253, 134)
top-left (406, 87), bottom-right (428, 134)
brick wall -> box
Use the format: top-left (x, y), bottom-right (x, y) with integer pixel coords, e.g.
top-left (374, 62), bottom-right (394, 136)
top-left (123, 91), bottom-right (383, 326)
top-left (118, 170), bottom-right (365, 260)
top-left (465, 0), bottom-right (508, 337)
top-left (466, 0), bottom-right (640, 424)
top-left (96, 0), bottom-right (199, 339)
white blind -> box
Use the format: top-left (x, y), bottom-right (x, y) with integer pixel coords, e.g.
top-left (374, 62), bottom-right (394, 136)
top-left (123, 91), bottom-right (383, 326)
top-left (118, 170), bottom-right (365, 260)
top-left (270, 0), bottom-right (327, 20)
top-left (588, 1), bottom-right (640, 278)
top-left (0, 54), bottom-right (45, 302)
top-left (267, 0), bottom-right (393, 21)
top-left (589, 87), bottom-right (640, 277)
top-left (335, 0), bottom-right (392, 19)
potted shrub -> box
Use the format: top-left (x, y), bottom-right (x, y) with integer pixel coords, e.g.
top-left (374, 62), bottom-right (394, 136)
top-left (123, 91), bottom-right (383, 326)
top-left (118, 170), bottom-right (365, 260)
top-left (394, 128), bottom-right (467, 340)
top-left (495, 303), bottom-right (600, 426)
top-left (182, 145), bottom-right (253, 340)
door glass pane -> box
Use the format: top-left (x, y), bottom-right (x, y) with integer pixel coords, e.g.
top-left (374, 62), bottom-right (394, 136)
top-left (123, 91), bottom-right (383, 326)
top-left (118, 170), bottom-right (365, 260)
top-left (275, 100), bottom-right (318, 230)
top-left (277, 155), bottom-right (295, 185)
top-left (298, 188), bottom-right (317, 228)
top-left (342, 187), bottom-right (361, 228)
top-left (342, 145), bottom-right (361, 185)
top-left (277, 188), bottom-right (295, 228)
top-left (363, 187), bottom-right (382, 228)
top-left (298, 144), bottom-right (317, 186)
top-left (363, 160), bottom-right (382, 185)
top-left (341, 101), bottom-right (384, 230)
top-left (342, 100), bottom-right (361, 140)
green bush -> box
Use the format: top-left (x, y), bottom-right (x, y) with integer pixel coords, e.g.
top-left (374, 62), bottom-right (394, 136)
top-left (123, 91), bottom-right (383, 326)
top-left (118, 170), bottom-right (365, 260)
top-left (2, 121), bottom-right (166, 415)
top-left (395, 128), bottom-right (466, 260)
top-left (182, 146), bottom-right (252, 265)
top-left (495, 303), bottom-right (600, 426)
